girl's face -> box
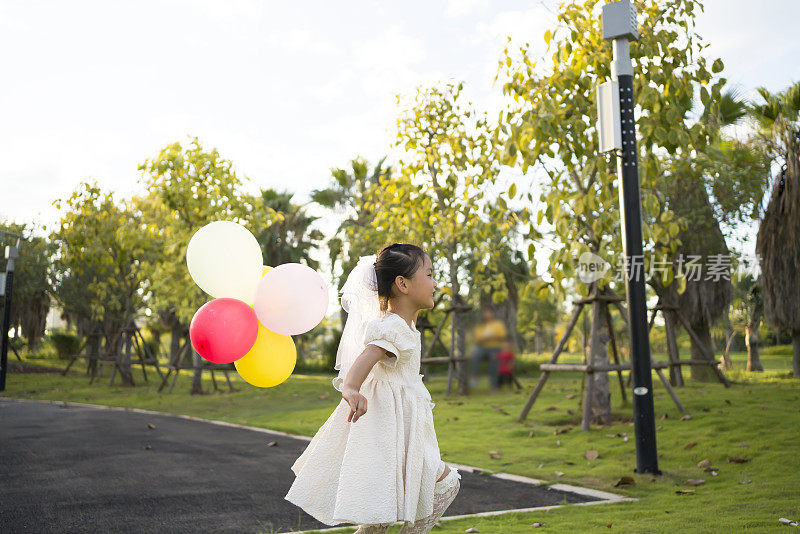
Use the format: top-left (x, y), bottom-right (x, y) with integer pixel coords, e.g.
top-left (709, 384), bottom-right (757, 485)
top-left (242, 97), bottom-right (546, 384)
top-left (409, 254), bottom-right (437, 310)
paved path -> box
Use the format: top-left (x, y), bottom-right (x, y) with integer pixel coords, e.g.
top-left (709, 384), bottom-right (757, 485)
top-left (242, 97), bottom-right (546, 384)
top-left (0, 398), bottom-right (627, 533)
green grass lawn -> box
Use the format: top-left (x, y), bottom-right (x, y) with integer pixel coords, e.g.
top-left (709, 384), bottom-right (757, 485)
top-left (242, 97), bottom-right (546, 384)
top-left (2, 348), bottom-right (798, 533)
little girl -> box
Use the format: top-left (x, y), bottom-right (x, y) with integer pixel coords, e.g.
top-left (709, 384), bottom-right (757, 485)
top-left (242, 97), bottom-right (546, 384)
top-left (285, 243), bottom-right (461, 533)
top-left (496, 339), bottom-right (515, 389)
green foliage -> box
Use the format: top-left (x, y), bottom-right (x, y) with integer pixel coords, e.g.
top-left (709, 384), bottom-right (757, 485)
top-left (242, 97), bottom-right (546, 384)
top-left (517, 276), bottom-right (561, 353)
top-left (311, 156), bottom-right (394, 287)
top-left (251, 188), bottom-right (323, 269)
top-left (760, 344), bottom-right (792, 357)
top-left (137, 137), bottom-right (273, 325)
top-left (0, 221), bottom-right (55, 349)
top-left (751, 82), bottom-right (800, 133)
top-left (497, 0), bottom-right (732, 298)
top-left (384, 81), bottom-right (530, 306)
top-left (51, 182), bottom-right (155, 336)
top-left (749, 81), bottom-right (800, 169)
top-left (695, 136), bottom-right (771, 224)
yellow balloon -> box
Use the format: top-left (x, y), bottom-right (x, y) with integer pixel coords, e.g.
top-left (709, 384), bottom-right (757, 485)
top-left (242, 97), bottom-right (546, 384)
top-left (262, 265), bottom-right (273, 277)
top-left (234, 323), bottom-right (296, 387)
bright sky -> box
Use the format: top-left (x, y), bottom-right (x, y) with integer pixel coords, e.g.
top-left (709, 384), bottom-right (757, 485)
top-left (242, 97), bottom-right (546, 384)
top-left (2, 0), bottom-right (798, 277)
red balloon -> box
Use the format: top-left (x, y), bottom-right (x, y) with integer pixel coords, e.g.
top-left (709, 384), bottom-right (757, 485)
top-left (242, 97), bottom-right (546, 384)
top-left (189, 298), bottom-right (259, 364)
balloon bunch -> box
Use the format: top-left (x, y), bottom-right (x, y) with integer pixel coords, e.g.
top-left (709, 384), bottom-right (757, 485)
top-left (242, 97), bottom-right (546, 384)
top-left (186, 221), bottom-right (329, 387)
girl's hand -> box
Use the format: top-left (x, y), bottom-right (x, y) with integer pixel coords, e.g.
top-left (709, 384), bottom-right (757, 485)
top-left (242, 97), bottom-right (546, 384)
top-left (342, 386), bottom-right (368, 423)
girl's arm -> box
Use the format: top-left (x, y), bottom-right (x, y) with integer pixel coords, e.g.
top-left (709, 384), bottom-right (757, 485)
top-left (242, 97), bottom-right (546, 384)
top-left (341, 345), bottom-right (389, 423)
top-left (343, 345), bottom-right (387, 391)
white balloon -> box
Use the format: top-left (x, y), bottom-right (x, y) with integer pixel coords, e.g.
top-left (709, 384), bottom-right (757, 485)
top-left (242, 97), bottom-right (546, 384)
top-left (186, 221), bottom-right (263, 305)
top-left (253, 263), bottom-right (329, 335)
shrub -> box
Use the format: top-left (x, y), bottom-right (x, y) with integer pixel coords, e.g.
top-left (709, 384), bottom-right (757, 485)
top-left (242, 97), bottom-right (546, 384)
top-left (49, 332), bottom-right (82, 360)
top-left (761, 344), bottom-right (792, 357)
top-left (294, 357), bottom-right (334, 374)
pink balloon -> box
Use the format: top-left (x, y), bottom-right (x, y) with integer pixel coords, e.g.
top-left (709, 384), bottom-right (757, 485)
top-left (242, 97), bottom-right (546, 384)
top-left (253, 263), bottom-right (329, 335)
top-left (190, 298), bottom-right (259, 364)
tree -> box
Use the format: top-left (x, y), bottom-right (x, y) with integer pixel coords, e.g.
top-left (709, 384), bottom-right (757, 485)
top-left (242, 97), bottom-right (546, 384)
top-left (731, 273), bottom-right (764, 372)
top-left (139, 137), bottom-right (277, 393)
top-left (311, 156), bottom-right (393, 279)
top-left (249, 188), bottom-right (324, 362)
top-left (252, 189), bottom-right (323, 268)
top-left (463, 245), bottom-right (532, 353)
top-left (51, 183), bottom-right (155, 385)
top-left (517, 273), bottom-right (562, 354)
top-left (379, 81), bottom-right (531, 395)
top-left (752, 82), bottom-right (800, 378)
top-left (311, 157), bottom-right (395, 367)
top-left (51, 220), bottom-right (105, 368)
top-left (498, 0), bottom-right (730, 423)
top-left (655, 90), bottom-right (770, 383)
top-left (0, 222), bottom-right (54, 351)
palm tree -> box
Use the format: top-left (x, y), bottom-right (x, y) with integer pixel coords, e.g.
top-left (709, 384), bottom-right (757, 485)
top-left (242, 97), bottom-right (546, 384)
top-left (249, 189), bottom-right (325, 363)
top-left (309, 156), bottom-right (393, 361)
top-left (252, 189), bottom-right (323, 268)
top-left (652, 89), bottom-right (758, 383)
top-left (752, 82), bottom-right (800, 378)
top-left (310, 156), bottom-right (392, 273)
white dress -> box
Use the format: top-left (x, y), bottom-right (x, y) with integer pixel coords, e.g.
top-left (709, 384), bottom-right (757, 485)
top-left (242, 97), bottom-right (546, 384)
top-left (284, 311), bottom-right (445, 527)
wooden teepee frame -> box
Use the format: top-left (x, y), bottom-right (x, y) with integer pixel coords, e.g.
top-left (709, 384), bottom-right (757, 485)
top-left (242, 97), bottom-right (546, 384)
top-left (517, 283), bottom-right (731, 429)
top-left (62, 320), bottom-right (166, 386)
top-left (417, 297), bottom-right (471, 397)
top-left (157, 333), bottom-right (238, 394)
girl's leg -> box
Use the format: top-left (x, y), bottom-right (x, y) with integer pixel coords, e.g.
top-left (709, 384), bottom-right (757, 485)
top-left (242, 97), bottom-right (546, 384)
top-left (470, 347), bottom-right (483, 380)
top-left (437, 461), bottom-right (449, 481)
top-left (397, 466), bottom-right (461, 534)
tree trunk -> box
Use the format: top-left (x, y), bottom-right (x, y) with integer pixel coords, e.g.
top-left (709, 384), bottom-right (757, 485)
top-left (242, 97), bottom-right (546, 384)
top-left (720, 332), bottom-right (735, 371)
top-left (86, 330), bottom-right (101, 377)
top-left (105, 326), bottom-right (133, 386)
top-left (689, 321), bottom-right (716, 381)
top-left (583, 298), bottom-right (611, 429)
top-left (663, 309), bottom-right (684, 387)
top-left (449, 248), bottom-right (469, 395)
top-left (169, 325), bottom-right (185, 366)
top-left (191, 345), bottom-right (204, 395)
top-left (746, 306), bottom-right (763, 371)
top-left (793, 330), bottom-right (800, 379)
top-left (582, 310), bottom-right (589, 362)
top-left (454, 293), bottom-right (469, 396)
top-left (535, 331), bottom-right (543, 354)
top-left (151, 329), bottom-right (161, 351)
top-left (719, 310), bottom-right (734, 370)
top-left (297, 336), bottom-right (306, 363)
top-left (118, 331), bottom-right (135, 387)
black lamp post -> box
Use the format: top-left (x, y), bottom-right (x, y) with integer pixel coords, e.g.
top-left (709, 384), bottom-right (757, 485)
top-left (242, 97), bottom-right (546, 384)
top-left (1, 233), bottom-right (21, 392)
top-left (597, 0), bottom-right (661, 475)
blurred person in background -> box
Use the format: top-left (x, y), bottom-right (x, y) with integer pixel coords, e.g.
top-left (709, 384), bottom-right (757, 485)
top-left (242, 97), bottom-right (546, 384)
top-left (469, 306), bottom-right (508, 392)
